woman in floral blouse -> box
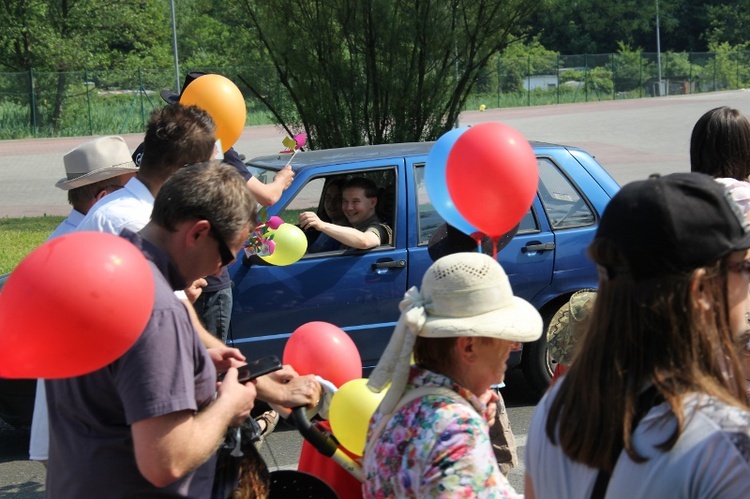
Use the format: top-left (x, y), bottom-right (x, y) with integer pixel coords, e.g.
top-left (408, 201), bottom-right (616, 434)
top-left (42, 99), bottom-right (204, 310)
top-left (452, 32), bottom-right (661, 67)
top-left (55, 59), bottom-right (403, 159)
top-left (363, 252), bottom-right (543, 498)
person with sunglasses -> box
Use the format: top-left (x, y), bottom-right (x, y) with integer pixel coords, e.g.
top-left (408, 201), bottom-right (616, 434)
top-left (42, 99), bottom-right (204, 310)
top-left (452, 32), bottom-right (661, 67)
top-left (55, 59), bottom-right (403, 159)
top-left (525, 173), bottom-right (750, 498)
top-left (45, 162), bottom-right (259, 498)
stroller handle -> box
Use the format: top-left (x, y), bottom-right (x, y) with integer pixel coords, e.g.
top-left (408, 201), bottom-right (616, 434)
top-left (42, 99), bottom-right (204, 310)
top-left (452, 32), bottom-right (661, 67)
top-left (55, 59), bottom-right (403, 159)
top-left (289, 407), bottom-right (338, 457)
top-left (289, 406), bottom-right (365, 482)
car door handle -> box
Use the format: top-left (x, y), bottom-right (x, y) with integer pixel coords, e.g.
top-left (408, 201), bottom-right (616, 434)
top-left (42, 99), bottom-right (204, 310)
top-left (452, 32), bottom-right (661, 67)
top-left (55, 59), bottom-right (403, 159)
top-left (372, 259), bottom-right (406, 270)
top-left (522, 242), bottom-right (555, 253)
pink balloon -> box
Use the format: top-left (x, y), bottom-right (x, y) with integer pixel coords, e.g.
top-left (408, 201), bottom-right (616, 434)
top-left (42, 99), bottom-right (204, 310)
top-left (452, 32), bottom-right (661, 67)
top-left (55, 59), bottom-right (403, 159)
top-left (267, 216), bottom-right (284, 230)
top-left (283, 321), bottom-right (361, 388)
top-left (294, 133), bottom-right (307, 149)
top-left (445, 122), bottom-right (538, 238)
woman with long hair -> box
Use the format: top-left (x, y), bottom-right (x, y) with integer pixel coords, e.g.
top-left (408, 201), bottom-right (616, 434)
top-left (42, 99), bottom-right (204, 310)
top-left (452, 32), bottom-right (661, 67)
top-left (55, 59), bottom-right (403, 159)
top-left (525, 173), bottom-right (750, 498)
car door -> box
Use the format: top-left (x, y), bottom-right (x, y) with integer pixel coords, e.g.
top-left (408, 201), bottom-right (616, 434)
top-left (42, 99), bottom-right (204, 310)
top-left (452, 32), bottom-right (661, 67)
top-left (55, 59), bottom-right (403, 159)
top-left (229, 160), bottom-right (409, 370)
top-left (407, 161), bottom-right (554, 304)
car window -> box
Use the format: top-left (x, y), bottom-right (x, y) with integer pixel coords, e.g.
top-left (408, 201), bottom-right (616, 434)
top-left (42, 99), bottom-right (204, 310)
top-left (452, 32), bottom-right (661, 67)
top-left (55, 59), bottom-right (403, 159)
top-left (280, 177), bottom-right (325, 224)
top-left (414, 164), bottom-right (539, 245)
top-left (245, 164), bottom-right (277, 185)
top-left (279, 169), bottom-right (397, 254)
top-left (537, 158), bottom-right (595, 229)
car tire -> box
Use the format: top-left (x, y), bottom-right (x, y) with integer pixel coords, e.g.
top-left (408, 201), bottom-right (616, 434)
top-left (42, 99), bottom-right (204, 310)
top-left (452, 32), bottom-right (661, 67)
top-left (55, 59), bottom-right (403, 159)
top-left (521, 300), bottom-right (568, 395)
top-left (521, 334), bottom-right (554, 395)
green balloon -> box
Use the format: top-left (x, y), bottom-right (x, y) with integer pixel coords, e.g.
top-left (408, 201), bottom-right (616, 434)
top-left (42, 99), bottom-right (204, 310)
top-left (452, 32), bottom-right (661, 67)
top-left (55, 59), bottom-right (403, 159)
top-left (260, 223), bottom-right (308, 266)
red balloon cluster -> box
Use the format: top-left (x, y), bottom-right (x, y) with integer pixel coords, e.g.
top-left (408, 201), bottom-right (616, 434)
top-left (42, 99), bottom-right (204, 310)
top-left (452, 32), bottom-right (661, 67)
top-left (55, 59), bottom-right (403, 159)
top-left (283, 321), bottom-right (361, 388)
top-left (445, 122), bottom-right (539, 239)
top-left (0, 232), bottom-right (154, 379)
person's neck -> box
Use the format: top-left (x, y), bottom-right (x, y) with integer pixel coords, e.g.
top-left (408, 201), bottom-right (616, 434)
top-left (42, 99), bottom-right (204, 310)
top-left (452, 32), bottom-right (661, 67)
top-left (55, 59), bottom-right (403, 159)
top-left (441, 363), bottom-right (486, 398)
top-left (139, 224), bottom-right (172, 260)
top-left (136, 173), bottom-right (164, 198)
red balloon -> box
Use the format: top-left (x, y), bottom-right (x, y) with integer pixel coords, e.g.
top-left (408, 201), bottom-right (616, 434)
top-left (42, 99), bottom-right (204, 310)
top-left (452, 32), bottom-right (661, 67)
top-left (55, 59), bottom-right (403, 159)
top-left (0, 232), bottom-right (154, 379)
top-left (283, 321), bottom-right (361, 388)
top-left (445, 122), bottom-right (539, 238)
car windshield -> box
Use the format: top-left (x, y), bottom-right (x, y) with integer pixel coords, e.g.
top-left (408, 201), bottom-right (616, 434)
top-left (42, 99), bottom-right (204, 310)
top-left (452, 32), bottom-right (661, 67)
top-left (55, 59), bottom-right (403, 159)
top-left (245, 164), bottom-right (277, 185)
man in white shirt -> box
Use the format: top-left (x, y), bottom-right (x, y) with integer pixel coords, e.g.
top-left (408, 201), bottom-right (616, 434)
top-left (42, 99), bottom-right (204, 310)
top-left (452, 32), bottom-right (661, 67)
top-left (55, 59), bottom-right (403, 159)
top-left (30, 135), bottom-right (138, 463)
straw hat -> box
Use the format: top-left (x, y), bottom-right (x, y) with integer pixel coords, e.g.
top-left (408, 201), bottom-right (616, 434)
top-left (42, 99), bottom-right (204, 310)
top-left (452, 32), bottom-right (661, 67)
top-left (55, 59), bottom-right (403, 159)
top-left (368, 252), bottom-right (542, 413)
top-left (55, 136), bottom-right (137, 191)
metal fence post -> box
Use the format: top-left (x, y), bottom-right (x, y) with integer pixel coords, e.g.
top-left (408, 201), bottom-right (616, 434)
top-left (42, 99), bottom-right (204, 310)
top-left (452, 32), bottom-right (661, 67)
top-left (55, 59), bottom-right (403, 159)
top-left (639, 54), bottom-right (643, 98)
top-left (584, 54), bottom-right (588, 102)
top-left (85, 68), bottom-right (93, 135)
top-left (556, 56), bottom-right (560, 104)
top-left (28, 67), bottom-right (38, 136)
top-left (527, 55), bottom-right (531, 107)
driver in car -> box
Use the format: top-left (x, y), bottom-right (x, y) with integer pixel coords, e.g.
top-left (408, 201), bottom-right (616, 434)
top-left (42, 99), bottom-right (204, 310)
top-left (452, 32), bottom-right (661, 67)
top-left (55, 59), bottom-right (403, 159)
top-left (299, 177), bottom-right (391, 250)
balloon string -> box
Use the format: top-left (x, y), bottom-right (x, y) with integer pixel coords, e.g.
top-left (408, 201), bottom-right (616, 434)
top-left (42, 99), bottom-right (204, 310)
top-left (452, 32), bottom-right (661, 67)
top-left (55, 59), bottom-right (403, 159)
top-left (492, 237), bottom-right (499, 259)
top-left (470, 233), bottom-right (484, 255)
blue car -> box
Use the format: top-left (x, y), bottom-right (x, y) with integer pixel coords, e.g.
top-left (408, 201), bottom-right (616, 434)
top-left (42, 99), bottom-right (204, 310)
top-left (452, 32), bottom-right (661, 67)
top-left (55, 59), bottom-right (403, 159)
top-left (0, 140), bottom-right (618, 427)
top-left (228, 141), bottom-right (619, 393)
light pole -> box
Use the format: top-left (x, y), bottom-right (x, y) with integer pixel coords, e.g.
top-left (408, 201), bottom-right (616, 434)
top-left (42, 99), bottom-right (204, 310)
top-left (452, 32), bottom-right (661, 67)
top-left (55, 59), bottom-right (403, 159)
top-left (656, 0), bottom-right (663, 95)
top-left (170, 0), bottom-right (181, 93)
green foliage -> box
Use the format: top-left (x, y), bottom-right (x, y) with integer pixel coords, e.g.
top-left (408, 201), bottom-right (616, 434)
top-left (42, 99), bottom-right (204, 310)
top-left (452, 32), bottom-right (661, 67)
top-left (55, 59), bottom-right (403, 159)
top-left (237, 0), bottom-right (541, 148)
top-left (705, 41), bottom-right (750, 90)
top-left (497, 39), bottom-right (560, 93)
top-left (0, 216), bottom-right (64, 274)
top-left (612, 42), bottom-right (648, 92)
top-left (705, 4), bottom-right (750, 49)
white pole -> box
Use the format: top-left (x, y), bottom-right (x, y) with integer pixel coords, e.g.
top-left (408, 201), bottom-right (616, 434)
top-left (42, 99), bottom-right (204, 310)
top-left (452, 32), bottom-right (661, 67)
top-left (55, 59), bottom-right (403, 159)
top-left (170, 0), bottom-right (181, 93)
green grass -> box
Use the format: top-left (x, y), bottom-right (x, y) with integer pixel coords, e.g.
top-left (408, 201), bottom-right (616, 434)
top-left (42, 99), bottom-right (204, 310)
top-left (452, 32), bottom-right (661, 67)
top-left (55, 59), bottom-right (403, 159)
top-left (0, 216), bottom-right (65, 274)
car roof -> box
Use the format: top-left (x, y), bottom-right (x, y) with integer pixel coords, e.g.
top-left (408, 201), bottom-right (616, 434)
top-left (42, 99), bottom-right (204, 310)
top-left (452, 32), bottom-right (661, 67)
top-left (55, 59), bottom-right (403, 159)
top-left (246, 140), bottom-right (567, 172)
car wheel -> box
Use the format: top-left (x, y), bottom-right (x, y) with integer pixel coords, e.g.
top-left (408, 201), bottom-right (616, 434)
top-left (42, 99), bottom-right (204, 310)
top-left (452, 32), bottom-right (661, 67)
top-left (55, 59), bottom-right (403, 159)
top-left (521, 334), bottom-right (554, 394)
top-left (521, 301), bottom-right (567, 395)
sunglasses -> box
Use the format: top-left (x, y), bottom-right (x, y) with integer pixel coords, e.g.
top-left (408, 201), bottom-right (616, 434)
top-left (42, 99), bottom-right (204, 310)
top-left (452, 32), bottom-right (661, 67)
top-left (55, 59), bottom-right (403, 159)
top-left (210, 227), bottom-right (236, 267)
top-left (727, 259), bottom-right (750, 280)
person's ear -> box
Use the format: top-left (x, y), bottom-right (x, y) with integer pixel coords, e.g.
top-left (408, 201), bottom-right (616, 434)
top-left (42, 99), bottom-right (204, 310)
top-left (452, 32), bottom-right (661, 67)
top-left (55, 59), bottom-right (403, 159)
top-left (690, 268), bottom-right (711, 312)
top-left (185, 219), bottom-right (211, 248)
top-left (456, 337), bottom-right (477, 363)
top-left (94, 189), bottom-right (110, 202)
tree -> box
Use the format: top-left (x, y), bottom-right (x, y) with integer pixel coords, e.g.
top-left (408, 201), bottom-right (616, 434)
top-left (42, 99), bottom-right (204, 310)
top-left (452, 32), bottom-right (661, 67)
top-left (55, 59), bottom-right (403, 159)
top-left (497, 38), bottom-right (560, 93)
top-left (0, 0), bottom-right (172, 130)
top-left (236, 0), bottom-right (541, 148)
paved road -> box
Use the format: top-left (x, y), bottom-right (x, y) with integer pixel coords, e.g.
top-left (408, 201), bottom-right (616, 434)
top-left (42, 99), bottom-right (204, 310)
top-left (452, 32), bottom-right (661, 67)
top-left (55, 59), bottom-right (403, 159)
top-left (0, 370), bottom-right (536, 497)
top-left (3, 90), bottom-right (750, 496)
top-left (2, 89), bottom-right (750, 218)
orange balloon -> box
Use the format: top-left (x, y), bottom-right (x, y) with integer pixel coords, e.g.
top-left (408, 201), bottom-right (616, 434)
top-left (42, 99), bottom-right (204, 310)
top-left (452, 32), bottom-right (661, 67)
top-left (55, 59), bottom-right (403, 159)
top-left (179, 74), bottom-right (247, 152)
top-left (0, 232), bottom-right (154, 379)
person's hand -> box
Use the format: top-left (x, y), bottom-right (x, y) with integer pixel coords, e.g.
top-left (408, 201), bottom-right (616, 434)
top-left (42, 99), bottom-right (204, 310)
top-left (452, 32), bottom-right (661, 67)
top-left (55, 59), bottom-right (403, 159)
top-left (298, 211), bottom-right (324, 231)
top-left (266, 364), bottom-right (299, 383)
top-left (208, 346), bottom-right (246, 372)
top-left (479, 389), bottom-right (499, 427)
top-left (216, 367), bottom-right (257, 427)
top-left (283, 374), bottom-right (322, 409)
top-left (256, 369), bottom-right (322, 409)
top-left (184, 278), bottom-right (207, 304)
top-left (274, 165), bottom-right (295, 190)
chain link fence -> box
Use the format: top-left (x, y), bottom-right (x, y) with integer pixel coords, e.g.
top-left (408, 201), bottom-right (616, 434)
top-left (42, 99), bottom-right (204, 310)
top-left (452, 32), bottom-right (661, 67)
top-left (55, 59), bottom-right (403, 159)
top-left (2, 52), bottom-right (749, 140)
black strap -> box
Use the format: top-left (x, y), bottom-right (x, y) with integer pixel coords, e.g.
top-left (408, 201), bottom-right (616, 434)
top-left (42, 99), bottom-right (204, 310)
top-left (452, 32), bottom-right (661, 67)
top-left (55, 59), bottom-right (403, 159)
top-left (590, 386), bottom-right (664, 499)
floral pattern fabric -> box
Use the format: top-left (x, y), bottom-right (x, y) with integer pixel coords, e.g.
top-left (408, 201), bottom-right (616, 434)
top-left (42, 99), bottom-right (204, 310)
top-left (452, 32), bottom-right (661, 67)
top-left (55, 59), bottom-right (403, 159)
top-left (362, 366), bottom-right (522, 498)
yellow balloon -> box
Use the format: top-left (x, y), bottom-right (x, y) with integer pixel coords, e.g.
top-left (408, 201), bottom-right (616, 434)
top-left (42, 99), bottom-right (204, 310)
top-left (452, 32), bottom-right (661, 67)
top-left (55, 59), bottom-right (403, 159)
top-left (329, 378), bottom-right (388, 457)
top-left (179, 74), bottom-right (247, 152)
top-left (260, 223), bottom-right (308, 266)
